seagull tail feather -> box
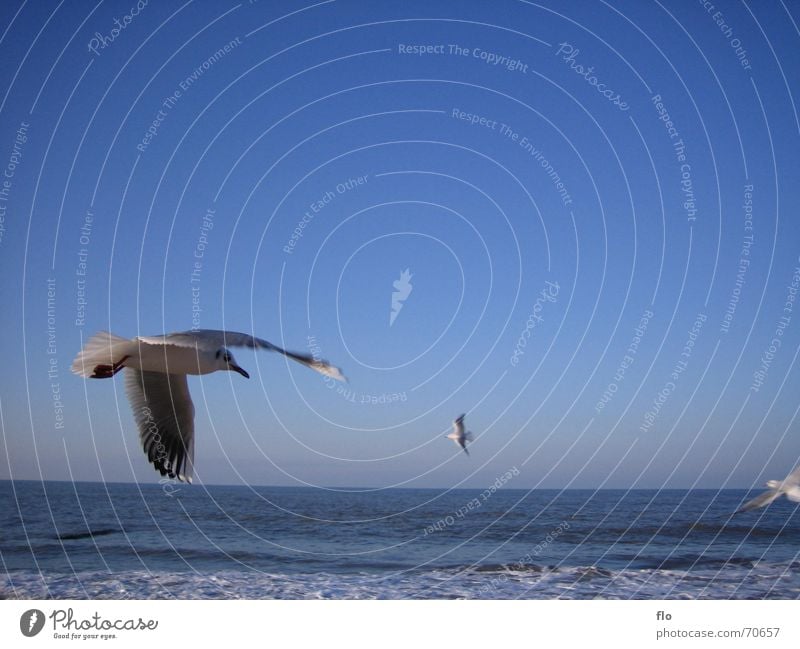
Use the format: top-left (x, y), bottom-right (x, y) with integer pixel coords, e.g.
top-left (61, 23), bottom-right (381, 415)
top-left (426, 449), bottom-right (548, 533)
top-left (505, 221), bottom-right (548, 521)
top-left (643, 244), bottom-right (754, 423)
top-left (71, 331), bottom-right (132, 378)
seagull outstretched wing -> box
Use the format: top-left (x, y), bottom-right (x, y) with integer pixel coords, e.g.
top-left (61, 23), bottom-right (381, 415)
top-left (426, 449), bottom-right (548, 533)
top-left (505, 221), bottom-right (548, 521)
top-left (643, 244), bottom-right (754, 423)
top-left (139, 330), bottom-right (346, 381)
top-left (125, 368), bottom-right (195, 483)
top-left (737, 490), bottom-right (781, 513)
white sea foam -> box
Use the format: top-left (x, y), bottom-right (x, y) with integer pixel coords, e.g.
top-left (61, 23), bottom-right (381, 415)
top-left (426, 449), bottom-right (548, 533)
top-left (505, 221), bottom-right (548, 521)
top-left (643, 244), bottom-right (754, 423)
top-left (3, 563), bottom-right (799, 600)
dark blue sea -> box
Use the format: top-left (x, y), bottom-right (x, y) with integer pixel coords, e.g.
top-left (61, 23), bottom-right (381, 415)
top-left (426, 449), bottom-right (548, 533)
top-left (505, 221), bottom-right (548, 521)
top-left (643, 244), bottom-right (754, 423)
top-left (2, 481), bottom-right (799, 599)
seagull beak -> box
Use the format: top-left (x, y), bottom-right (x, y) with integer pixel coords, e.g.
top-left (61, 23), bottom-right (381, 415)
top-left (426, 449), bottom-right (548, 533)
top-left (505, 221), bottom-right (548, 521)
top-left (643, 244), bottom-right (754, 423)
top-left (230, 363), bottom-right (249, 379)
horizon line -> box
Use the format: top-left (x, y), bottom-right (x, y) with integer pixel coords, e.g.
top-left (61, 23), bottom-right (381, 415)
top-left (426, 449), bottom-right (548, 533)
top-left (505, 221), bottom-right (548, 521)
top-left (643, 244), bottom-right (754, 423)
top-left (0, 478), bottom-right (758, 491)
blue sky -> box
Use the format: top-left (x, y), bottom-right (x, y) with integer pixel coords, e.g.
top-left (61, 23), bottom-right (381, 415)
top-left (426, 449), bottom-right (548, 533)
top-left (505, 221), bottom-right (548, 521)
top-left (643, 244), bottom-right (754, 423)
top-left (0, 0), bottom-right (798, 489)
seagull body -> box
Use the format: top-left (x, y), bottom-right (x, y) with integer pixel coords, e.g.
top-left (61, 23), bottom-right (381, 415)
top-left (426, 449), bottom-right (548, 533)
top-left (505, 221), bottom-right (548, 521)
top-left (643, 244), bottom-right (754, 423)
top-left (736, 466), bottom-right (800, 513)
top-left (446, 413), bottom-right (473, 456)
top-left (72, 330), bottom-right (345, 483)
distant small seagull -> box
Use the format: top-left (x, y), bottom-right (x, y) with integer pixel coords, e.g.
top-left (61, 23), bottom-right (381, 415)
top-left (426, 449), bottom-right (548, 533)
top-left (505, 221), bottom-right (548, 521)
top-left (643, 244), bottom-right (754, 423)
top-left (72, 330), bottom-right (346, 483)
top-left (446, 414), bottom-right (474, 456)
top-left (736, 465), bottom-right (800, 513)
top-left (390, 268), bottom-right (413, 326)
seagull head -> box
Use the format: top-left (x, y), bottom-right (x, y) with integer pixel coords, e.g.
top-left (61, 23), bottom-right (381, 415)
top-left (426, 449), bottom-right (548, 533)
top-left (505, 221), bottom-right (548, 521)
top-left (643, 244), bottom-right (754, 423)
top-left (766, 479), bottom-right (781, 490)
top-left (216, 348), bottom-right (249, 378)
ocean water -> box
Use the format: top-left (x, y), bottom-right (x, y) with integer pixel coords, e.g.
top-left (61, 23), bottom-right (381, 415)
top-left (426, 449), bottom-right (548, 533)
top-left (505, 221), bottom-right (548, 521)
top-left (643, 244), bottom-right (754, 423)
top-left (1, 480), bottom-right (799, 599)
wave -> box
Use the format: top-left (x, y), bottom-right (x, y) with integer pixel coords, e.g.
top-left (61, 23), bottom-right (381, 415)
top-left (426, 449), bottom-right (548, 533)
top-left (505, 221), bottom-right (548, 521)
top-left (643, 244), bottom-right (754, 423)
top-left (3, 561), bottom-right (800, 600)
top-left (56, 528), bottom-right (122, 541)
